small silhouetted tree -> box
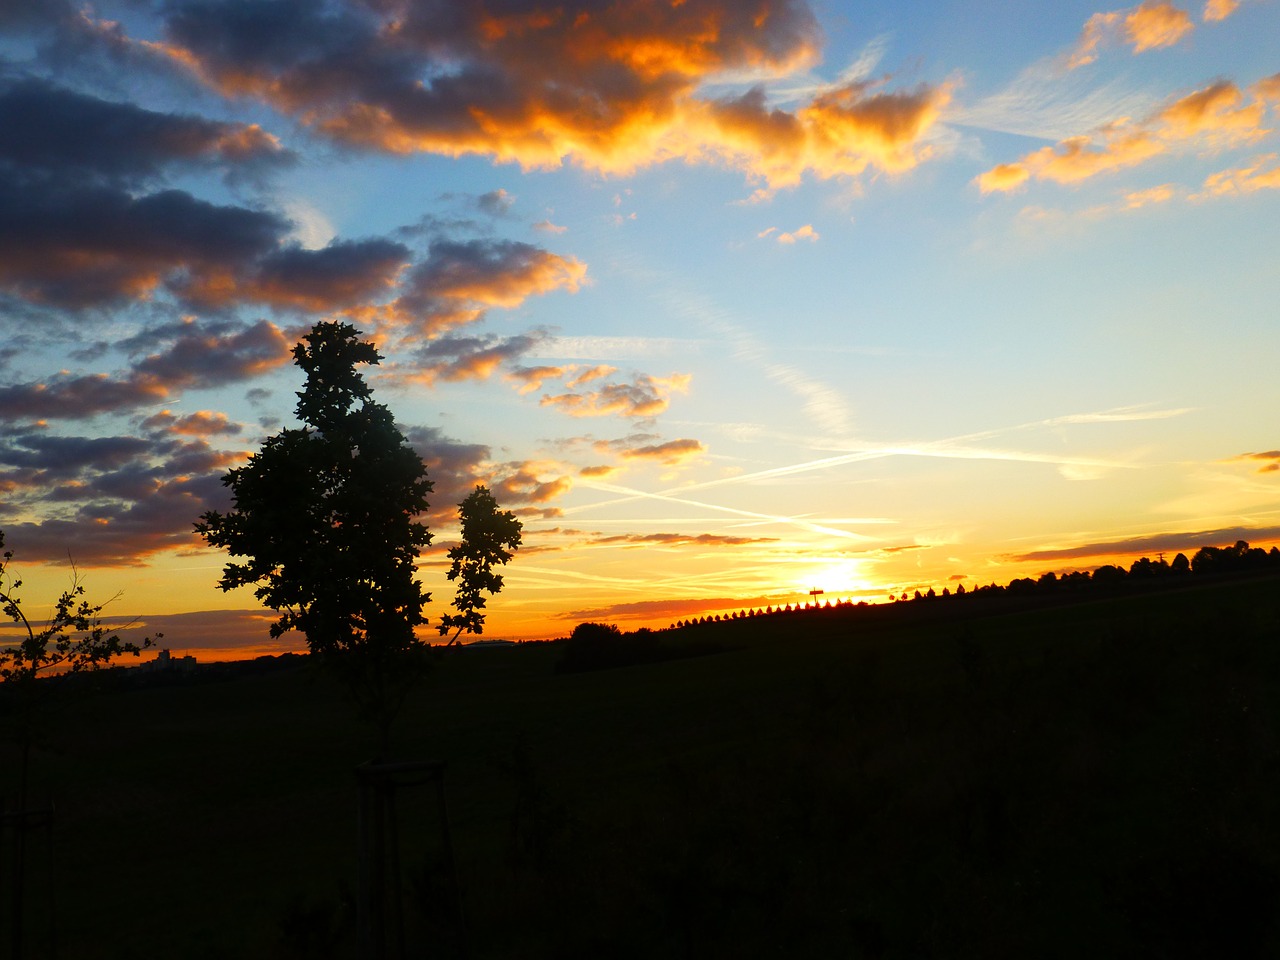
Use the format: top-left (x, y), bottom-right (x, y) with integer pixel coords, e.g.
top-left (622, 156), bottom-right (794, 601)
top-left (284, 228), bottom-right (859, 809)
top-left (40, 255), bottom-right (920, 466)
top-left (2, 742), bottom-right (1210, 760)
top-left (439, 485), bottom-right (522, 645)
top-left (2, 529), bottom-right (157, 789)
top-left (1, 529), bottom-right (155, 956)
top-left (196, 322), bottom-right (433, 755)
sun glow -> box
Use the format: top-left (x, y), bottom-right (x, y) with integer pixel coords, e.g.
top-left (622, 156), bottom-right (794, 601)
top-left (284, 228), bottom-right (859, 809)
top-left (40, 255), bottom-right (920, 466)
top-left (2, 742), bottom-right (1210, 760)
top-left (796, 559), bottom-right (870, 600)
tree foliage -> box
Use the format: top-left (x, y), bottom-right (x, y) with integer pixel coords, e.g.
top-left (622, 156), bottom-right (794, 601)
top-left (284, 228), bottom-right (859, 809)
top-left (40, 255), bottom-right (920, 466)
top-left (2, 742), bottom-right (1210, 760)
top-left (196, 322), bottom-right (434, 750)
top-left (439, 485), bottom-right (522, 644)
top-left (0, 529), bottom-right (154, 688)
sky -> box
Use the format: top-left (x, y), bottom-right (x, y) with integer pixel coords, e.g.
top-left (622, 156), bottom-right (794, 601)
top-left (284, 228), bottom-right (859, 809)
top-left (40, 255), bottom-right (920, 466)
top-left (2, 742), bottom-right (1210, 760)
top-left (1, 0), bottom-right (1278, 660)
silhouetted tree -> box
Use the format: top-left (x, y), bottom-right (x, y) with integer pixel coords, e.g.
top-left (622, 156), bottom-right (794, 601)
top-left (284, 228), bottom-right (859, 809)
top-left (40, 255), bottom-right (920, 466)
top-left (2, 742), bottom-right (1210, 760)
top-left (1, 529), bottom-right (155, 956)
top-left (439, 485), bottom-right (522, 645)
top-left (196, 322), bottom-right (433, 755)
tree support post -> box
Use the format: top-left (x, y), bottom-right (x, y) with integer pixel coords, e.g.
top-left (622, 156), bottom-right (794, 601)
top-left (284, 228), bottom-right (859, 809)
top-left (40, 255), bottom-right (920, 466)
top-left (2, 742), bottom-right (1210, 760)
top-left (355, 760), bottom-right (466, 960)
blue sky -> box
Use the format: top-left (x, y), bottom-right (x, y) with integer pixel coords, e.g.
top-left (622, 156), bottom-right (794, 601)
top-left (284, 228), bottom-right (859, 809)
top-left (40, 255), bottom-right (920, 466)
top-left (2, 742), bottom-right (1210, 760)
top-left (1, 0), bottom-right (1278, 656)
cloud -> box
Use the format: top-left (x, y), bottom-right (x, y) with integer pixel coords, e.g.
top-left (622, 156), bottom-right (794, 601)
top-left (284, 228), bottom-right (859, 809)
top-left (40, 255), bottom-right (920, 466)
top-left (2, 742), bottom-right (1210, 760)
top-left (1125, 1), bottom-right (1195, 52)
top-left (0, 178), bottom-right (287, 310)
top-left (557, 595), bottom-right (781, 623)
top-left (1202, 0), bottom-right (1239, 21)
top-left (392, 238), bottom-right (586, 334)
top-left (140, 410), bottom-right (243, 436)
top-left (541, 373), bottom-right (691, 420)
top-left (532, 220), bottom-right (567, 234)
top-left (0, 429), bottom-right (249, 565)
top-left (565, 365), bottom-right (617, 388)
top-left (1010, 525), bottom-right (1280, 563)
top-left (619, 438), bottom-right (706, 465)
top-left (185, 238), bottom-right (411, 311)
top-left (401, 424), bottom-right (492, 520)
top-left (490, 465), bottom-right (573, 507)
top-left (975, 162), bottom-right (1032, 193)
top-left (1255, 73), bottom-right (1280, 104)
top-left (476, 189), bottom-right (515, 218)
top-left (506, 364), bottom-right (570, 394)
top-left (0, 320), bottom-right (291, 422)
top-left (1197, 153), bottom-right (1280, 196)
top-left (583, 532), bottom-right (776, 548)
top-left (1123, 183), bottom-right (1177, 207)
top-left (579, 464), bottom-right (619, 478)
top-left (776, 224), bottom-right (819, 243)
top-left (0, 77), bottom-right (292, 187)
top-left (401, 332), bottom-right (545, 385)
top-left (139, 0), bottom-right (948, 191)
top-left (1232, 450), bottom-right (1280, 473)
top-left (1069, 2), bottom-right (1194, 68)
top-left (977, 78), bottom-right (1275, 192)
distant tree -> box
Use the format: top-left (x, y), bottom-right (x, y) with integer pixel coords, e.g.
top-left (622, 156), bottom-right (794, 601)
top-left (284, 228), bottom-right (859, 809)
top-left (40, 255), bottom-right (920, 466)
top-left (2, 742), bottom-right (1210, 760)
top-left (1170, 552), bottom-right (1191, 575)
top-left (196, 322), bottom-right (433, 755)
top-left (438, 485), bottom-right (522, 645)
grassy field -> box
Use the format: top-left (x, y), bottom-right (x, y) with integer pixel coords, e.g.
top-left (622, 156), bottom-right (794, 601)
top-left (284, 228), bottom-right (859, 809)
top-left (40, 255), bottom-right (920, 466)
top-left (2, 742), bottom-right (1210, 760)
top-left (4, 573), bottom-right (1280, 958)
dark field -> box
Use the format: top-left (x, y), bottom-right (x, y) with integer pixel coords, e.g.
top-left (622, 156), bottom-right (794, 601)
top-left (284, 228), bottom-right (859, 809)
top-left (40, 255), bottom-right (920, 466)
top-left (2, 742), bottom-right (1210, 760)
top-left (6, 573), bottom-right (1280, 958)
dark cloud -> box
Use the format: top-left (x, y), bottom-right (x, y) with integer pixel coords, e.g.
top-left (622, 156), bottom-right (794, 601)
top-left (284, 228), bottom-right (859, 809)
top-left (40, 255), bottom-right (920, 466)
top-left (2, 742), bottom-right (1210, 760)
top-left (0, 429), bottom-right (244, 565)
top-left (144, 0), bottom-right (947, 189)
top-left (475, 189), bottom-right (515, 218)
top-left (0, 0), bottom-right (76, 32)
top-left (0, 78), bottom-right (412, 317)
top-left (1009, 525), bottom-right (1280, 564)
top-left (404, 331), bottom-right (544, 385)
top-left (0, 179), bottom-right (286, 309)
top-left (557, 595), bottom-right (782, 623)
top-left (393, 238), bottom-right (585, 334)
top-left (140, 410), bottom-right (244, 436)
top-left (184, 237), bottom-right (411, 311)
top-left (0, 320), bottom-right (291, 422)
top-left (0, 77), bottom-right (292, 187)
top-left (401, 424), bottom-right (491, 521)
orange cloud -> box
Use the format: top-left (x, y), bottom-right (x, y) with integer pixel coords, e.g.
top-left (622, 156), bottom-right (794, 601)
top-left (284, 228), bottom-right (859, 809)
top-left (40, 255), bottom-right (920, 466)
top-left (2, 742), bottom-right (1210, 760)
top-left (142, 0), bottom-right (947, 191)
top-left (1069, 2), bottom-right (1193, 68)
top-left (1201, 0), bottom-right (1238, 21)
top-left (1158, 80), bottom-right (1268, 144)
top-left (141, 410), bottom-right (243, 436)
top-left (1125, 1), bottom-right (1194, 52)
top-left (620, 438), bottom-right (706, 465)
top-left (565, 365), bottom-right (617, 388)
top-left (1254, 73), bottom-right (1280, 105)
top-left (701, 81), bottom-right (953, 191)
top-left (1123, 183), bottom-right (1177, 207)
top-left (390, 240), bottom-right (587, 336)
top-left (777, 224), bottom-right (819, 244)
top-left (978, 79), bottom-right (1274, 192)
top-left (1070, 11), bottom-right (1121, 68)
top-left (1233, 450), bottom-right (1280, 473)
top-left (492, 466), bottom-right (573, 505)
top-left (975, 162), bottom-right (1031, 194)
top-left (1198, 153), bottom-right (1280, 196)
top-left (541, 373), bottom-right (691, 420)
top-left (506, 364), bottom-right (570, 394)
top-left (579, 464), bottom-right (619, 479)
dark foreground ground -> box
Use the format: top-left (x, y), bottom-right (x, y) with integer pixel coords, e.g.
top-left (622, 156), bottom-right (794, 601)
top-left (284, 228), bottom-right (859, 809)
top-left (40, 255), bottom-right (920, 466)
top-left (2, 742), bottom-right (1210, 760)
top-left (4, 573), bottom-right (1279, 958)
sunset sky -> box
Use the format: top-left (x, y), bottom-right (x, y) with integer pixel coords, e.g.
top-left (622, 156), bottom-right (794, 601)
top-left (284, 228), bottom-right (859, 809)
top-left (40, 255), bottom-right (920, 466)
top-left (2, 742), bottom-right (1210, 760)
top-left (2, 0), bottom-right (1278, 659)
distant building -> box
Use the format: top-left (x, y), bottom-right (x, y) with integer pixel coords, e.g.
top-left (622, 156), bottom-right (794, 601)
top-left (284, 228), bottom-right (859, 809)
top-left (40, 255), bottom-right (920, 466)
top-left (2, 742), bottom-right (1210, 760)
top-left (137, 648), bottom-right (198, 674)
